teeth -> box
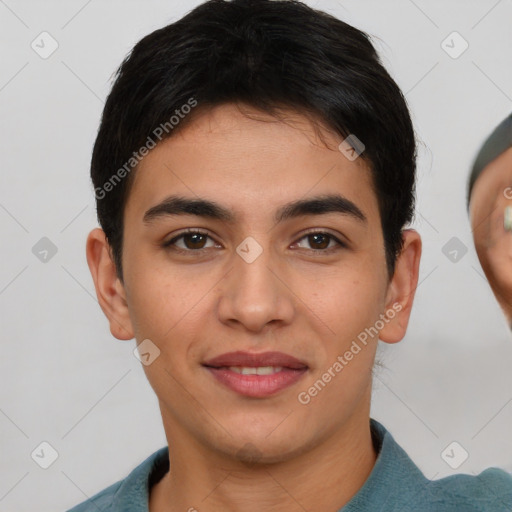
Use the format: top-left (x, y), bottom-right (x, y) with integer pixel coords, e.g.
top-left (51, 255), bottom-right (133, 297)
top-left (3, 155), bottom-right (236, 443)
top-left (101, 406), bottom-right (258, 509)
top-left (229, 366), bottom-right (283, 375)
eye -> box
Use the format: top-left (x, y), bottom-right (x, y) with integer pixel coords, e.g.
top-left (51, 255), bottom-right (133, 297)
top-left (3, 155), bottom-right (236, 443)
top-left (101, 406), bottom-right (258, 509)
top-left (293, 231), bottom-right (346, 252)
top-left (162, 229), bottom-right (346, 254)
top-left (163, 229), bottom-right (219, 252)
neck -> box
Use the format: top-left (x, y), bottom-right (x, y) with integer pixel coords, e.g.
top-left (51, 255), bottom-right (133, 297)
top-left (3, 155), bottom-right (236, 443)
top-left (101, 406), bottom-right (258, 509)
top-left (150, 406), bottom-right (377, 512)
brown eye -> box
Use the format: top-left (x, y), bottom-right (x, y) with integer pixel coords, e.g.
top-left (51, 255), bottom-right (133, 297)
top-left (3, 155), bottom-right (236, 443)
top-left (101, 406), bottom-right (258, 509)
top-left (182, 233), bottom-right (208, 249)
top-left (295, 231), bottom-right (344, 251)
top-left (163, 230), bottom-right (217, 252)
top-left (307, 233), bottom-right (330, 250)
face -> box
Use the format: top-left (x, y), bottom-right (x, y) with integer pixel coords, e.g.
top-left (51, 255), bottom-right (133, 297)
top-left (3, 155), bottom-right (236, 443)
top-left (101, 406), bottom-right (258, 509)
top-left (470, 147), bottom-right (512, 318)
top-left (87, 103), bottom-right (420, 464)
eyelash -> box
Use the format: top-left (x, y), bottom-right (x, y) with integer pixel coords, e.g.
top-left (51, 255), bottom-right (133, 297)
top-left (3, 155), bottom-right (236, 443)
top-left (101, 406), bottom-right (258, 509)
top-left (162, 228), bottom-right (346, 255)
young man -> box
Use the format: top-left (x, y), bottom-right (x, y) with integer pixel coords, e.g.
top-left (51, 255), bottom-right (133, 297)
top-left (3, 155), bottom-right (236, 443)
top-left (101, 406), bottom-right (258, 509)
top-left (69, 0), bottom-right (512, 510)
top-left (468, 114), bottom-right (512, 329)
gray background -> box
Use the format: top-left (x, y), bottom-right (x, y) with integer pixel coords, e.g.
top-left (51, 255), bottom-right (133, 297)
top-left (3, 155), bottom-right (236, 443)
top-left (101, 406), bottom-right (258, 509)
top-left (1, 0), bottom-right (512, 510)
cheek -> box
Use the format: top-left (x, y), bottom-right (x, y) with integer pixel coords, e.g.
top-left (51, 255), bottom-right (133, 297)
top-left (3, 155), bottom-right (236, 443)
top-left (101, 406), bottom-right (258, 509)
top-left (299, 260), bottom-right (386, 337)
top-left (127, 236), bottom-right (212, 311)
top-left (125, 264), bottom-right (200, 342)
top-left (125, 261), bottom-right (222, 382)
top-left (299, 271), bottom-right (381, 409)
top-left (295, 339), bottom-right (375, 437)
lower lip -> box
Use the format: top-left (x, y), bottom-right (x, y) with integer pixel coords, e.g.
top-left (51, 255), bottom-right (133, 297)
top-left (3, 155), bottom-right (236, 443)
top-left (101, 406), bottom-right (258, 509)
top-left (205, 367), bottom-right (308, 398)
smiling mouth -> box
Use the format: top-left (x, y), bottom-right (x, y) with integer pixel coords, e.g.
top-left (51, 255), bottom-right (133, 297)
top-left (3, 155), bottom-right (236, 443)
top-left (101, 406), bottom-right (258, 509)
top-left (202, 351), bottom-right (309, 398)
top-left (202, 350), bottom-right (308, 369)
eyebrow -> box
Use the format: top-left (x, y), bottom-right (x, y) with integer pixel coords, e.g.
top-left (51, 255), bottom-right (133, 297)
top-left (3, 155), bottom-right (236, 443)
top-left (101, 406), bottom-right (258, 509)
top-left (143, 194), bottom-right (367, 225)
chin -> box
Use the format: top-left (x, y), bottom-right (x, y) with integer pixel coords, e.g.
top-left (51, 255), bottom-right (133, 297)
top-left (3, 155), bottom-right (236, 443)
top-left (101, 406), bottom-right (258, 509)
top-left (228, 439), bottom-right (310, 466)
top-left (213, 423), bottom-right (321, 467)
top-left (233, 443), bottom-right (291, 466)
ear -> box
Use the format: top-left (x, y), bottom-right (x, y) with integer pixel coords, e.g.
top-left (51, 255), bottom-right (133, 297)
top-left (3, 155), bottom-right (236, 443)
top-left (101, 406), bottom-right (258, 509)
top-left (379, 229), bottom-right (422, 344)
top-left (86, 228), bottom-right (134, 340)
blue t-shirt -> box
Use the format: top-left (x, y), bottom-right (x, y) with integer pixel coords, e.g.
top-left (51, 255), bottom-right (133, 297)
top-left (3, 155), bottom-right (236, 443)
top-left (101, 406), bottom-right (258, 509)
top-left (66, 418), bottom-right (512, 511)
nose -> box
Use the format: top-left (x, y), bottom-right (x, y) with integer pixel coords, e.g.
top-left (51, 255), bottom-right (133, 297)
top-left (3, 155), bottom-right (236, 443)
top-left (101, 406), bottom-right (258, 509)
top-left (216, 240), bottom-right (295, 333)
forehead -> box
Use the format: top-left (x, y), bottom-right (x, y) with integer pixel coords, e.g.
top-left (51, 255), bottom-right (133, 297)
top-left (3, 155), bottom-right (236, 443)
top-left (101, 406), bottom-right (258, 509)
top-left (125, 103), bottom-right (379, 225)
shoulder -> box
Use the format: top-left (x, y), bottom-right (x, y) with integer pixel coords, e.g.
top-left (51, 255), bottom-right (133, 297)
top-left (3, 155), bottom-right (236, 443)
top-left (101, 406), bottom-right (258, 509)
top-left (65, 479), bottom-right (121, 512)
top-left (426, 467), bottom-right (512, 511)
top-left (65, 446), bottom-right (169, 512)
top-left (358, 420), bottom-right (512, 511)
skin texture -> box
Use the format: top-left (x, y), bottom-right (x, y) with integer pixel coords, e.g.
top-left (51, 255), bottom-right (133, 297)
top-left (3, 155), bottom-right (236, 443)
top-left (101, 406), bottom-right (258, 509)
top-left (470, 147), bottom-right (512, 326)
top-left (86, 103), bottom-right (421, 512)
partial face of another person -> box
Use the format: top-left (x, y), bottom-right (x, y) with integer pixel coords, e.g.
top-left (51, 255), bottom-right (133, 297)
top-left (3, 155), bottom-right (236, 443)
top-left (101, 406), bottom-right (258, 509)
top-left (470, 147), bottom-right (512, 323)
top-left (88, 103), bottom-right (419, 464)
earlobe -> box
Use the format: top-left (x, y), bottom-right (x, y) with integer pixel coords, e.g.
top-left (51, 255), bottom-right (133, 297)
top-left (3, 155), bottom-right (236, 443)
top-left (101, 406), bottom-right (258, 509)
top-left (379, 229), bottom-right (422, 344)
top-left (86, 228), bottom-right (134, 341)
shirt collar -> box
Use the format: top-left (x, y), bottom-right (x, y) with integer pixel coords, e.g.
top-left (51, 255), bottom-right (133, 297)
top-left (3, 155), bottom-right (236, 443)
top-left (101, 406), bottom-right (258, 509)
top-left (340, 418), bottom-right (429, 511)
top-left (112, 445), bottom-right (169, 511)
top-left (111, 418), bottom-right (427, 511)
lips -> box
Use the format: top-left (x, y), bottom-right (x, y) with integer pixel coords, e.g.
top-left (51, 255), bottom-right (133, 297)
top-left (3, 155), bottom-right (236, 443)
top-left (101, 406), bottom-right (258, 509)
top-left (202, 351), bottom-right (309, 398)
top-left (203, 351), bottom-right (308, 370)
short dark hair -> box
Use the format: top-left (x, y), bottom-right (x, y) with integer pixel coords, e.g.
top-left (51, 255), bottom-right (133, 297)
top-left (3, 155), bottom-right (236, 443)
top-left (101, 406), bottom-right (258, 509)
top-left (91, 0), bottom-right (416, 281)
